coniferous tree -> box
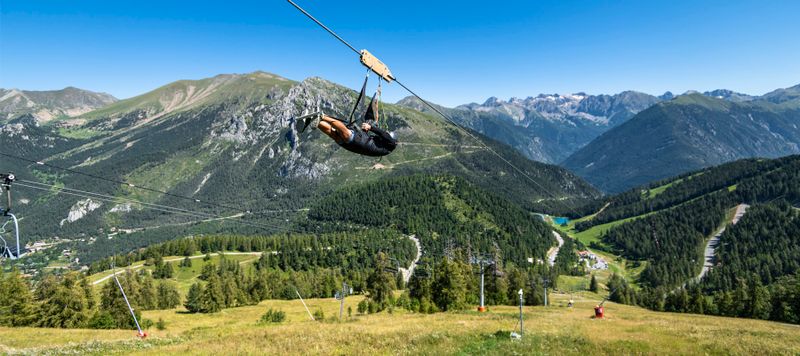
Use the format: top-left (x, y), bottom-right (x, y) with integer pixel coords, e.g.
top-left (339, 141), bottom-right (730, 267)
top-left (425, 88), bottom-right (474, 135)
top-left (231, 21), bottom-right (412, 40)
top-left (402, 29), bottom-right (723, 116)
top-left (80, 277), bottom-right (96, 310)
top-left (431, 258), bottom-right (469, 311)
top-left (38, 274), bottom-right (89, 328)
top-left (366, 252), bottom-right (395, 310)
top-left (200, 274), bottom-right (225, 313)
top-left (0, 270), bottom-right (36, 326)
top-left (185, 283), bottom-right (203, 313)
top-left (156, 282), bottom-right (181, 310)
top-left (99, 273), bottom-right (142, 329)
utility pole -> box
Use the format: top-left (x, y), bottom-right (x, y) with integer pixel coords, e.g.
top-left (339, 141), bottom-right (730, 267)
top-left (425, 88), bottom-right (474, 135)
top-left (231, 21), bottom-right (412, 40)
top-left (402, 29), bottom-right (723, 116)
top-left (543, 277), bottom-right (550, 307)
top-left (338, 281), bottom-right (350, 320)
top-left (479, 262), bottom-right (486, 312)
top-left (518, 289), bottom-right (524, 336)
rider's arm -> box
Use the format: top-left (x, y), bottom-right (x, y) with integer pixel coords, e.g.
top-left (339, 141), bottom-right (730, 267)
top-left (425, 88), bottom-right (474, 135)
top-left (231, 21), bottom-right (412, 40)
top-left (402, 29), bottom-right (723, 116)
top-left (368, 125), bottom-right (396, 146)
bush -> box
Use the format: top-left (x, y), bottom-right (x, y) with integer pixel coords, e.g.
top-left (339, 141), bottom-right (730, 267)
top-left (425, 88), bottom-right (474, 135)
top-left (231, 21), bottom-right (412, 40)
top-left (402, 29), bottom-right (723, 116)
top-left (259, 308), bottom-right (286, 324)
top-left (313, 308), bottom-right (325, 322)
top-left (357, 300), bottom-right (368, 314)
top-left (156, 318), bottom-right (166, 330)
top-left (141, 318), bottom-right (154, 329)
top-left (88, 311), bottom-right (116, 329)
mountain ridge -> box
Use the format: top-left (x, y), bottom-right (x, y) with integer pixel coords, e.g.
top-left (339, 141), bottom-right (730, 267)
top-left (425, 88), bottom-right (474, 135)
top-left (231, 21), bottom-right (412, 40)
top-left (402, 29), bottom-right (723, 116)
top-left (563, 92), bottom-right (800, 192)
top-left (0, 87), bottom-right (117, 123)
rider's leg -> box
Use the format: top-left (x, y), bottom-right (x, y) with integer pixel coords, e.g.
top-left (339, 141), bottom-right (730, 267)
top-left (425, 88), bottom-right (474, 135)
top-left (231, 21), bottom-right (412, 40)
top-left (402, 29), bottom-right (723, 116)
top-left (317, 114), bottom-right (352, 143)
top-left (329, 119), bottom-right (352, 143)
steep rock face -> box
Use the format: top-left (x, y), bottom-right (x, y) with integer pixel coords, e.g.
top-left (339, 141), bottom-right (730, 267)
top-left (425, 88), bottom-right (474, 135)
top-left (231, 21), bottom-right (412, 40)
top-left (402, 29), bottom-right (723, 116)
top-left (0, 87), bottom-right (117, 123)
top-left (563, 94), bottom-right (800, 192)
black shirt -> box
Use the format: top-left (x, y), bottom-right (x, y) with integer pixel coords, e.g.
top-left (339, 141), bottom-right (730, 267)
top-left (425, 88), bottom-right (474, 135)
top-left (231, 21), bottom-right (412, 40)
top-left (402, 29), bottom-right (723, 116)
top-left (339, 126), bottom-right (397, 157)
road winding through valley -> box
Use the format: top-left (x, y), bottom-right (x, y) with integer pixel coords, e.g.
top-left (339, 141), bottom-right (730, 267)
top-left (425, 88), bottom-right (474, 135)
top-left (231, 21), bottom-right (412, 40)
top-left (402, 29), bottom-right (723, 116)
top-left (696, 204), bottom-right (749, 281)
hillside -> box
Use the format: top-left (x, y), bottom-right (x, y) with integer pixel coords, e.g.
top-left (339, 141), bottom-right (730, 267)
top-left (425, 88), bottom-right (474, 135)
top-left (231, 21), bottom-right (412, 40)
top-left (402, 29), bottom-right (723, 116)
top-left (556, 155), bottom-right (800, 323)
top-left (0, 87), bottom-right (117, 123)
top-left (0, 71), bottom-right (598, 270)
top-left (308, 174), bottom-right (556, 265)
top-left (1, 293), bottom-right (798, 355)
top-left (563, 91), bottom-right (800, 193)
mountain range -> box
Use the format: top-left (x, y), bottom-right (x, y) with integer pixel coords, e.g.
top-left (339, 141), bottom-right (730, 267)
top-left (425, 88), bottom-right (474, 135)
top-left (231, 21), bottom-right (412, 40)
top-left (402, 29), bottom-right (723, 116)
top-left (564, 85), bottom-right (800, 192)
top-left (0, 71), bottom-right (598, 264)
top-left (398, 84), bottom-right (800, 193)
top-left (399, 90), bottom-right (661, 163)
top-left (0, 87), bottom-right (117, 123)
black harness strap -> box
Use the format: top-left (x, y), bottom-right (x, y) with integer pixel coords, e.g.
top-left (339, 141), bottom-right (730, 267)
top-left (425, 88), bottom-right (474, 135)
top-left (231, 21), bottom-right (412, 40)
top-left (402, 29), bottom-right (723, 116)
top-left (347, 71), bottom-right (370, 125)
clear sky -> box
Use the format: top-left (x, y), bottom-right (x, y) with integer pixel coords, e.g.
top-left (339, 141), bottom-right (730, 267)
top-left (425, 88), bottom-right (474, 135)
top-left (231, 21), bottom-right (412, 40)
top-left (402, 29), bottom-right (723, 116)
top-left (2, 0), bottom-right (799, 106)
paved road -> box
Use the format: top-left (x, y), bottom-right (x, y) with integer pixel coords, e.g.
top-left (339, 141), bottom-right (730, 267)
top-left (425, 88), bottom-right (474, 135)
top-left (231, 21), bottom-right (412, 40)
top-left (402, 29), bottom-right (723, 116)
top-left (547, 231), bottom-right (565, 266)
top-left (399, 235), bottom-right (421, 283)
top-left (697, 204), bottom-right (749, 281)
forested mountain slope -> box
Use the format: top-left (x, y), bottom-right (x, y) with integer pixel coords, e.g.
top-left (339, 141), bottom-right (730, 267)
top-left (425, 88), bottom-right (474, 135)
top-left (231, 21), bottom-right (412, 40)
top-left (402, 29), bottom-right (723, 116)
top-left (309, 174), bottom-right (555, 266)
top-left (0, 71), bottom-right (597, 269)
top-left (564, 92), bottom-right (800, 193)
top-left (570, 155), bottom-right (800, 324)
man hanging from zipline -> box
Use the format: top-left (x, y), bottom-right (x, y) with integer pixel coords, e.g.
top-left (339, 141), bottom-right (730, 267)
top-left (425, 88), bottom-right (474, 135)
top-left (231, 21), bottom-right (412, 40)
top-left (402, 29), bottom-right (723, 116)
top-left (296, 75), bottom-right (397, 157)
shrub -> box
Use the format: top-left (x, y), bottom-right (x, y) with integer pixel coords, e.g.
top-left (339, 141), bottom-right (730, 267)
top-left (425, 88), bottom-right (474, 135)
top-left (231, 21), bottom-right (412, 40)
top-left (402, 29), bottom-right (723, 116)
top-left (313, 308), bottom-right (325, 322)
top-left (88, 311), bottom-right (116, 329)
top-left (156, 318), bottom-right (166, 330)
top-left (259, 308), bottom-right (286, 324)
top-left (357, 300), bottom-right (368, 314)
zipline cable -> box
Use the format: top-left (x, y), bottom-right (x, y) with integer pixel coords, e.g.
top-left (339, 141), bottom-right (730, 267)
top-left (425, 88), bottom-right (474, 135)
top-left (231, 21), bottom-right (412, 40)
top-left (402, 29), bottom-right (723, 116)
top-left (286, 0), bottom-right (583, 217)
top-left (287, 0), bottom-right (360, 55)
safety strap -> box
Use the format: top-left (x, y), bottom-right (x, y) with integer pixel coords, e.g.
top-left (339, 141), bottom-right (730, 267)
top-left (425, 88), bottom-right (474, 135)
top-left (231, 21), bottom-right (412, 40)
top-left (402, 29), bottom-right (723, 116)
top-left (376, 78), bottom-right (382, 129)
top-left (347, 70), bottom-right (370, 126)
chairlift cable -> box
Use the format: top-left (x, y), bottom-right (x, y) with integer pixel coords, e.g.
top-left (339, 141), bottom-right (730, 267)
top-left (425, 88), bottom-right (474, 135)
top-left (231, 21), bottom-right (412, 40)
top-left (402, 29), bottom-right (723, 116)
top-left (14, 182), bottom-right (297, 233)
top-left (0, 151), bottom-right (280, 216)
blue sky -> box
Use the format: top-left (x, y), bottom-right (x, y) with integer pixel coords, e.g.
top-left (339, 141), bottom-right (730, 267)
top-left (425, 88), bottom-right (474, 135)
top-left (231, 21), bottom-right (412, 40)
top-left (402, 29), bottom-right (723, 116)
top-left (2, 0), bottom-right (799, 106)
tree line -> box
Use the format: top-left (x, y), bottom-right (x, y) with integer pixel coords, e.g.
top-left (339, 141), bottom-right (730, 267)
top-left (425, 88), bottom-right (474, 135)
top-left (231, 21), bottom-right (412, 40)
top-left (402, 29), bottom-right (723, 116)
top-left (0, 269), bottom-right (179, 330)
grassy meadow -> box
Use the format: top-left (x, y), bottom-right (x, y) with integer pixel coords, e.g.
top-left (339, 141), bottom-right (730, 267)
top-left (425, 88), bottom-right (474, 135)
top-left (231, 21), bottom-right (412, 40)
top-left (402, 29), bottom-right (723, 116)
top-left (1, 292), bottom-right (798, 355)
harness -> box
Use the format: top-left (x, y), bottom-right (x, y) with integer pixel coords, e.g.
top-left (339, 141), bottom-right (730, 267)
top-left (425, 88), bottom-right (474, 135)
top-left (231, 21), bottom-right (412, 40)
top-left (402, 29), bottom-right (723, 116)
top-left (346, 69), bottom-right (385, 132)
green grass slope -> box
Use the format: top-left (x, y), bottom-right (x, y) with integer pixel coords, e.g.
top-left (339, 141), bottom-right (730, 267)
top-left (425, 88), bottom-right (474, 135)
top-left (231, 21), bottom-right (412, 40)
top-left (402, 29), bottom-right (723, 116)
top-left (1, 293), bottom-right (798, 355)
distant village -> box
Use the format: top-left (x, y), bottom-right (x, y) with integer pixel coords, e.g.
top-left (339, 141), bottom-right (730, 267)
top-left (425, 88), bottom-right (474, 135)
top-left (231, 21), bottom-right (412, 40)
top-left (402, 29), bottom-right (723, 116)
top-left (578, 250), bottom-right (608, 270)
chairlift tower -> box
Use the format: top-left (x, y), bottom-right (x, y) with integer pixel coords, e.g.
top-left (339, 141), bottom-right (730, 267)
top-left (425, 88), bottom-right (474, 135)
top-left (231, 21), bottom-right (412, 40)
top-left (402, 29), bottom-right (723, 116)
top-left (542, 277), bottom-right (550, 307)
top-left (337, 281), bottom-right (352, 320)
top-left (0, 173), bottom-right (21, 259)
top-left (471, 253), bottom-right (495, 312)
